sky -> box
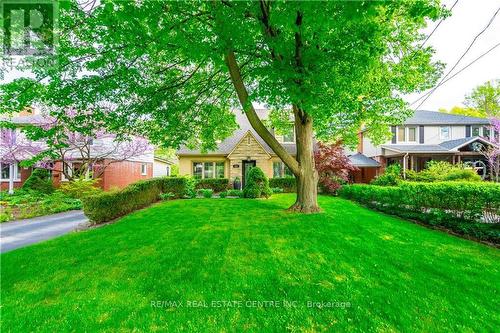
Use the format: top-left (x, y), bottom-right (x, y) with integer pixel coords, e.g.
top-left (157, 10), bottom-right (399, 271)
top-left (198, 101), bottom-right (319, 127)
top-left (2, 0), bottom-right (499, 113)
top-left (404, 0), bottom-right (500, 111)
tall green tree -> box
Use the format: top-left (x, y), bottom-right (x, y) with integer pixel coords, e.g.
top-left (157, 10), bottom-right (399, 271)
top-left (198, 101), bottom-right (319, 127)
top-left (439, 106), bottom-right (484, 118)
top-left (464, 80), bottom-right (500, 117)
top-left (1, 0), bottom-right (446, 212)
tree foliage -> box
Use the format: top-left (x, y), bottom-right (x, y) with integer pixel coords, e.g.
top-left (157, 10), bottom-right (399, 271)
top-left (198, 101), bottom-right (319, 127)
top-left (1, 0), bottom-right (446, 147)
top-left (465, 80), bottom-right (500, 118)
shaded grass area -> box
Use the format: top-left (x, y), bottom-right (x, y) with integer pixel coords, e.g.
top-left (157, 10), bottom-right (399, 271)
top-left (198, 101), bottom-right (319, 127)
top-left (1, 194), bottom-right (499, 332)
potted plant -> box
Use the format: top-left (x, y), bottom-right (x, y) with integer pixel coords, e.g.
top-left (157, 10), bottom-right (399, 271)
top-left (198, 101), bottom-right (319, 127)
top-left (233, 177), bottom-right (241, 190)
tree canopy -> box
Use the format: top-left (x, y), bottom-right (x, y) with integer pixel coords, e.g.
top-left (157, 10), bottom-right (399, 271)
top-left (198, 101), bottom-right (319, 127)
top-left (1, 0), bottom-right (445, 147)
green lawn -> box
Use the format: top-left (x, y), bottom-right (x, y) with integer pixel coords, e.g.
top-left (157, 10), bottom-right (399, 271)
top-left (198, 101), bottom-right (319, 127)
top-left (1, 194), bottom-right (499, 332)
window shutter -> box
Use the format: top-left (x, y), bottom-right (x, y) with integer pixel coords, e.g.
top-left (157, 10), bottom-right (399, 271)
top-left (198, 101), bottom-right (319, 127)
top-left (419, 126), bottom-right (424, 144)
top-left (465, 125), bottom-right (471, 137)
top-left (391, 126), bottom-right (396, 144)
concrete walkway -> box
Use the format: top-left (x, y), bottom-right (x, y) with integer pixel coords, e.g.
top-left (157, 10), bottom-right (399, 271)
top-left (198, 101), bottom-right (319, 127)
top-left (0, 210), bottom-right (89, 253)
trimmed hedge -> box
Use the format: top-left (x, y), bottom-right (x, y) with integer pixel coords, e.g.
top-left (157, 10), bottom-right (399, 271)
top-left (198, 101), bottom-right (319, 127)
top-left (195, 178), bottom-right (229, 192)
top-left (269, 177), bottom-right (296, 193)
top-left (339, 182), bottom-right (500, 244)
top-left (82, 177), bottom-right (192, 224)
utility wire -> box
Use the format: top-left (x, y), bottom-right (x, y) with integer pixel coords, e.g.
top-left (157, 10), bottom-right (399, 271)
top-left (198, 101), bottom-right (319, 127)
top-left (413, 6), bottom-right (500, 109)
top-left (419, 0), bottom-right (460, 48)
top-left (411, 41), bottom-right (500, 106)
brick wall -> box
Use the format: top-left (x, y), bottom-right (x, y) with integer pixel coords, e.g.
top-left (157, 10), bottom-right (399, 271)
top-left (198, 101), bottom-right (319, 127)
top-left (0, 166), bottom-right (32, 191)
top-left (99, 160), bottom-right (153, 191)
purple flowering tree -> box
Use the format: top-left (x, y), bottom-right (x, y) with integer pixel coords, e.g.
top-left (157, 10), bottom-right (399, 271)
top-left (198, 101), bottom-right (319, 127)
top-left (482, 118), bottom-right (500, 182)
top-left (2, 109), bottom-right (152, 191)
top-left (0, 128), bottom-right (44, 193)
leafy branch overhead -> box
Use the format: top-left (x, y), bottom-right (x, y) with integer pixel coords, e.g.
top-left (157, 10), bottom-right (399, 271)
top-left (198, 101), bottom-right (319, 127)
top-left (1, 1), bottom-right (445, 148)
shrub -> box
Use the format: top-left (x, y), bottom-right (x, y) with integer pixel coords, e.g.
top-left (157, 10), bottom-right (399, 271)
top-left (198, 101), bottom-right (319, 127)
top-left (271, 187), bottom-right (284, 194)
top-left (22, 168), bottom-right (54, 194)
top-left (339, 182), bottom-right (500, 243)
top-left (219, 191), bottom-right (227, 198)
top-left (198, 188), bottom-right (213, 198)
top-left (371, 164), bottom-right (401, 186)
top-left (269, 177), bottom-right (296, 192)
top-left (82, 177), bottom-right (192, 224)
top-left (406, 161), bottom-right (482, 183)
top-left (226, 189), bottom-right (244, 198)
top-left (59, 178), bottom-right (102, 199)
top-left (314, 142), bottom-right (357, 193)
top-left (443, 169), bottom-right (482, 182)
top-left (161, 176), bottom-right (194, 198)
top-left (159, 192), bottom-right (175, 200)
top-left (195, 178), bottom-right (229, 192)
top-left (243, 167), bottom-right (272, 199)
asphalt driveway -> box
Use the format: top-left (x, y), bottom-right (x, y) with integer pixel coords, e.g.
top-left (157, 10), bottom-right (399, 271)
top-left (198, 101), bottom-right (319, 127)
top-left (0, 210), bottom-right (88, 253)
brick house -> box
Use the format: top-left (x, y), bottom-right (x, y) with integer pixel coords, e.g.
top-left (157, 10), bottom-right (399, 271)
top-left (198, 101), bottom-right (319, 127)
top-left (1, 111), bottom-right (154, 191)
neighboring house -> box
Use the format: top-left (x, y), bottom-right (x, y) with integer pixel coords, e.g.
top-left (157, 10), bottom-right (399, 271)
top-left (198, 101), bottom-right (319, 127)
top-left (177, 110), bottom-right (380, 186)
top-left (1, 111), bottom-right (155, 191)
top-left (153, 157), bottom-right (176, 177)
top-left (359, 110), bottom-right (498, 178)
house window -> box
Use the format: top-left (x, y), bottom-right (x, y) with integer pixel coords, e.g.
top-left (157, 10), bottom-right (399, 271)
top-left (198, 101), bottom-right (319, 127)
top-left (193, 161), bottom-right (225, 179)
top-left (216, 162), bottom-right (225, 178)
top-left (282, 128), bottom-right (295, 143)
top-left (408, 127), bottom-right (417, 142)
top-left (472, 126), bottom-right (481, 137)
top-left (141, 163), bottom-right (147, 175)
top-left (397, 127), bottom-right (406, 142)
top-left (440, 126), bottom-right (450, 140)
top-left (193, 162), bottom-right (203, 179)
top-left (273, 161), bottom-right (293, 178)
top-left (203, 162), bottom-right (214, 179)
top-left (483, 127), bottom-right (490, 139)
top-left (0, 163), bottom-right (21, 181)
top-left (165, 165), bottom-right (171, 177)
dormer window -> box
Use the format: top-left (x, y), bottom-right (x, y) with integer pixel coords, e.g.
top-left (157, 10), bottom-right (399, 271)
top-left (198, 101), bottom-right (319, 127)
top-left (472, 126), bottom-right (481, 137)
top-left (440, 126), bottom-right (450, 140)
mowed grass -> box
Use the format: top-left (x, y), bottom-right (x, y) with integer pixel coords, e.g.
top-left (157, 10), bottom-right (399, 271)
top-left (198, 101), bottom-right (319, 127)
top-left (1, 194), bottom-right (499, 332)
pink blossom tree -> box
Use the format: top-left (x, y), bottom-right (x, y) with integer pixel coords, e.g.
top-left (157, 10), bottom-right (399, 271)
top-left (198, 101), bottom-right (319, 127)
top-left (481, 117), bottom-right (500, 182)
top-left (2, 109), bottom-right (152, 190)
top-left (0, 127), bottom-right (44, 193)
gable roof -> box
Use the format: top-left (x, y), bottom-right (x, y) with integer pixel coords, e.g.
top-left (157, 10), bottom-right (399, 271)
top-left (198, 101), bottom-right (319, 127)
top-left (403, 110), bottom-right (490, 125)
top-left (382, 136), bottom-right (497, 154)
top-left (227, 130), bottom-right (271, 159)
top-left (177, 109), bottom-right (297, 156)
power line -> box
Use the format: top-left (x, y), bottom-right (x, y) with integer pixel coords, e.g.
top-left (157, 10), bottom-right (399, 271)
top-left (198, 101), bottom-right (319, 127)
top-left (413, 6), bottom-right (500, 110)
top-left (411, 41), bottom-right (500, 106)
top-left (420, 0), bottom-right (460, 48)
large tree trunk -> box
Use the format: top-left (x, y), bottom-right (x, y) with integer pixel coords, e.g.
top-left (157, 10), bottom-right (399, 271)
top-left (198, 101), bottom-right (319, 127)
top-left (289, 106), bottom-right (320, 213)
top-left (224, 51), bottom-right (320, 213)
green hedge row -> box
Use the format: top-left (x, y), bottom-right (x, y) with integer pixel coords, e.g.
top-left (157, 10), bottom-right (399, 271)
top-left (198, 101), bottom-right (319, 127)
top-left (339, 182), bottom-right (500, 244)
top-left (269, 177), bottom-right (296, 193)
top-left (195, 178), bottom-right (229, 192)
top-left (82, 177), bottom-right (191, 224)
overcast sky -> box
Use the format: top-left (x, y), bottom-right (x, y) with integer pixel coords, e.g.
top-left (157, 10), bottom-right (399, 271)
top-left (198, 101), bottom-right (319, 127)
top-left (405, 0), bottom-right (500, 111)
top-left (3, 0), bottom-right (500, 113)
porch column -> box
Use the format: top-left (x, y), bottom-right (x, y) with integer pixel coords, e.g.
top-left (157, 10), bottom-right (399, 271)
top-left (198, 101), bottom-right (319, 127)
top-left (8, 163), bottom-right (15, 194)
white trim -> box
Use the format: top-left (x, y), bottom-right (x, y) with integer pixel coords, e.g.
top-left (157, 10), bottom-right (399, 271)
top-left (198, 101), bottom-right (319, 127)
top-left (0, 162), bottom-right (21, 182)
top-left (439, 126), bottom-right (451, 140)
